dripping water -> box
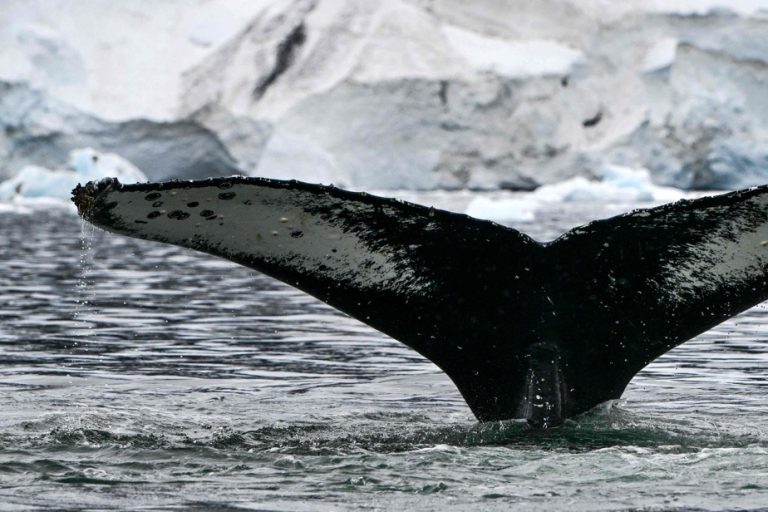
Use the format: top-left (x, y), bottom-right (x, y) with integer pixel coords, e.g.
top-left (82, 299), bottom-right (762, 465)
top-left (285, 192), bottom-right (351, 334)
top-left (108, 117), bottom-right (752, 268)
top-left (73, 218), bottom-right (96, 338)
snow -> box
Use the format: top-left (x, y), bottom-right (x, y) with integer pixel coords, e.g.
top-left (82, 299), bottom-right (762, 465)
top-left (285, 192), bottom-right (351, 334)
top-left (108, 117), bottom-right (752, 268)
top-left (0, 148), bottom-right (146, 205)
top-left (187, 10), bottom-right (253, 48)
top-left (642, 38), bottom-right (678, 73)
top-left (640, 0), bottom-right (768, 15)
top-left (0, 0), bottom-right (267, 121)
top-left (441, 25), bottom-right (583, 78)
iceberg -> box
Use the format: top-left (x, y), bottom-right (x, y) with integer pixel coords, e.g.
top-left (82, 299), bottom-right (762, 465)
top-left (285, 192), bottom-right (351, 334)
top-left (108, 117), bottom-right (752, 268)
top-left (465, 166), bottom-right (690, 222)
top-left (67, 148), bottom-right (146, 183)
top-left (0, 148), bottom-right (146, 206)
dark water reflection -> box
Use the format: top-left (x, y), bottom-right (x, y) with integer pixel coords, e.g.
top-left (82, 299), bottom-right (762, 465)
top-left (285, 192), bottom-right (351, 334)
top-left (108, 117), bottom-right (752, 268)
top-left (0, 204), bottom-right (767, 510)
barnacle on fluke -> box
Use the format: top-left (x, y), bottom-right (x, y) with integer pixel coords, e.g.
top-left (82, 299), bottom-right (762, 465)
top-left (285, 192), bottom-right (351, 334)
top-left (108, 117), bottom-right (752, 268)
top-left (72, 178), bottom-right (123, 221)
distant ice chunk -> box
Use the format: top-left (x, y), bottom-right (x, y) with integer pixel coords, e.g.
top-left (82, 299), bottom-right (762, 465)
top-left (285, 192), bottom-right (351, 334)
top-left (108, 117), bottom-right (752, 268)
top-left (0, 147), bottom-right (146, 207)
top-left (442, 25), bottom-right (583, 78)
top-left (536, 166), bottom-right (685, 203)
top-left (465, 196), bottom-right (537, 222)
top-left (465, 166), bottom-right (687, 221)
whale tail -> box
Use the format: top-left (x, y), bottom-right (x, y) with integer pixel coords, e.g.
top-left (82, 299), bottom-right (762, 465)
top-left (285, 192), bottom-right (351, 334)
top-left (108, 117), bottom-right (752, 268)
top-left (73, 178), bottom-right (768, 427)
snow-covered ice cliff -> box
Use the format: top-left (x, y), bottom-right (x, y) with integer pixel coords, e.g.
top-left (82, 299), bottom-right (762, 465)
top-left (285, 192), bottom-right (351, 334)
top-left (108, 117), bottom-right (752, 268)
top-left (0, 82), bottom-right (240, 182)
top-left (1, 0), bottom-right (768, 193)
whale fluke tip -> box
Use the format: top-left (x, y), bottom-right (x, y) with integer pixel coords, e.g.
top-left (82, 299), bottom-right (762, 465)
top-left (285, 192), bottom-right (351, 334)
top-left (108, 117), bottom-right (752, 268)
top-left (72, 178), bottom-right (122, 219)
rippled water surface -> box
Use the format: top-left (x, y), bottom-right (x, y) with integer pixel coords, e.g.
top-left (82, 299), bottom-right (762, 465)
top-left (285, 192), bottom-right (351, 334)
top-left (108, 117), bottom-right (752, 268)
top-left (2, 199), bottom-right (768, 511)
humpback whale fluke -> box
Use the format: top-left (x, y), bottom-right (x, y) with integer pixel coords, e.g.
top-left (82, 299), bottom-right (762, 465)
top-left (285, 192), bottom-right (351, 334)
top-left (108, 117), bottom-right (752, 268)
top-left (72, 178), bottom-right (768, 428)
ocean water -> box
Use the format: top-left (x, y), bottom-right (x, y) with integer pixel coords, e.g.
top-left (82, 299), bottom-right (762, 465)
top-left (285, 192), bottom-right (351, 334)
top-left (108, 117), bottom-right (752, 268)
top-left (1, 200), bottom-right (768, 511)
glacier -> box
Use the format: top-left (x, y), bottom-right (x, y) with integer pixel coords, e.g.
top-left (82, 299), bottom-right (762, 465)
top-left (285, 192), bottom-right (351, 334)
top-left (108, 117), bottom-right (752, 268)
top-left (1, 0), bottom-right (767, 197)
